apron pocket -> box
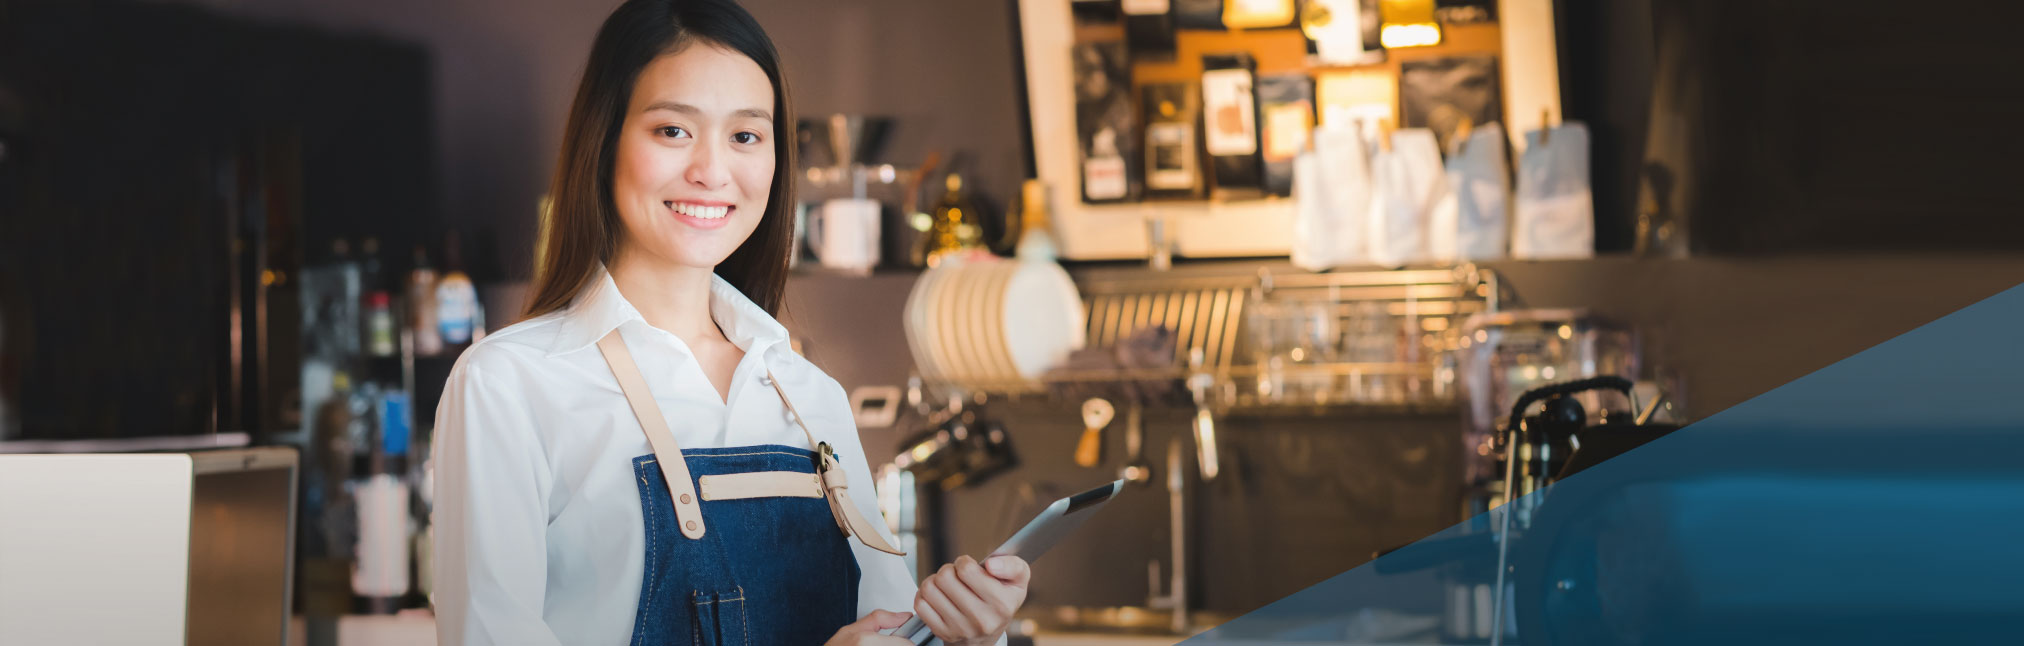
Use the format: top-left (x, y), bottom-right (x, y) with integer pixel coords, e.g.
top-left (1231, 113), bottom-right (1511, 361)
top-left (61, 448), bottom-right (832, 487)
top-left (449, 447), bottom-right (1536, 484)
top-left (690, 587), bottom-right (748, 646)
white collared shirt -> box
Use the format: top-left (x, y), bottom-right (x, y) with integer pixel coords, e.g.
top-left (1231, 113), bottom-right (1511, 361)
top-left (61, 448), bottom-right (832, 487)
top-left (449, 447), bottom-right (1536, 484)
top-left (429, 269), bottom-right (916, 645)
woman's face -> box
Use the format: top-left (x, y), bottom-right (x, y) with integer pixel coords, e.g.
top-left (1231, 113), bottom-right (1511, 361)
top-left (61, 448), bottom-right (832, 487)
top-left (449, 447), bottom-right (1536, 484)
top-left (611, 43), bottom-right (776, 272)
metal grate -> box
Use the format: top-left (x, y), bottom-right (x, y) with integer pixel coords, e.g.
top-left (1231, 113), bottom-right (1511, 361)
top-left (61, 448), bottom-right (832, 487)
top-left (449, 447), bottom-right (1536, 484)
top-left (1081, 285), bottom-right (1249, 375)
top-left (919, 263), bottom-right (1499, 410)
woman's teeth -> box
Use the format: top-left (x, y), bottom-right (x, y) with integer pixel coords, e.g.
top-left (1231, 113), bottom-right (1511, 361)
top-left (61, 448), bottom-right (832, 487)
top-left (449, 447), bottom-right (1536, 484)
top-left (666, 202), bottom-right (730, 219)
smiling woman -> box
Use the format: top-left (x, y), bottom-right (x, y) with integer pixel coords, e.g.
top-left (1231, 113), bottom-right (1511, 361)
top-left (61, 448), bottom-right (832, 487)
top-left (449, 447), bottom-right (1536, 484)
top-left (611, 46), bottom-right (778, 275)
top-left (429, 1), bottom-right (1028, 645)
top-left (522, 0), bottom-right (797, 321)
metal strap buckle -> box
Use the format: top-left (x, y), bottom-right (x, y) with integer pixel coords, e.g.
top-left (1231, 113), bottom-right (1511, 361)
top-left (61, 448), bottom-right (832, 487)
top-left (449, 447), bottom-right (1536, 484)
top-left (814, 441), bottom-right (835, 474)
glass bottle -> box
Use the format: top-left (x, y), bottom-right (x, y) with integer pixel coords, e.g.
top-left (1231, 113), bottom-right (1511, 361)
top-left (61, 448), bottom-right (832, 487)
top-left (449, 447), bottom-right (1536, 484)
top-left (922, 173), bottom-right (986, 267)
top-left (408, 245), bottom-right (442, 356)
top-left (435, 230), bottom-right (478, 346)
top-left (1013, 179), bottom-right (1057, 261)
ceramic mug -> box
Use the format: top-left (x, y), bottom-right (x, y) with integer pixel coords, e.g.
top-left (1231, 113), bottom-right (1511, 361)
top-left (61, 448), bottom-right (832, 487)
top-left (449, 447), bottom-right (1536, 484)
top-left (807, 197), bottom-right (882, 274)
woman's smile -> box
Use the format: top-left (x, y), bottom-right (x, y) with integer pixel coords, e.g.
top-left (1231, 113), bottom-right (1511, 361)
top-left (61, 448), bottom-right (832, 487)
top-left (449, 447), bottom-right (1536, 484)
top-left (665, 200), bottom-right (736, 230)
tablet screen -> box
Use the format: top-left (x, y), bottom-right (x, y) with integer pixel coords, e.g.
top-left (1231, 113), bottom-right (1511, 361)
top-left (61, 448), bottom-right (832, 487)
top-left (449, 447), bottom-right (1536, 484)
top-left (1065, 481), bottom-right (1117, 514)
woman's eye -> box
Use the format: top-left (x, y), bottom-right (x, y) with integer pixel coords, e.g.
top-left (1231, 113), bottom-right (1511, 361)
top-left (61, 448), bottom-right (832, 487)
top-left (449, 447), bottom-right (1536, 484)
top-left (657, 126), bottom-right (689, 139)
top-left (732, 131), bottom-right (761, 145)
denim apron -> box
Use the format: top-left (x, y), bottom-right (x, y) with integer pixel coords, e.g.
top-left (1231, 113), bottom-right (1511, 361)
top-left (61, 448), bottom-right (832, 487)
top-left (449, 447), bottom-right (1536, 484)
top-left (596, 331), bottom-right (906, 645)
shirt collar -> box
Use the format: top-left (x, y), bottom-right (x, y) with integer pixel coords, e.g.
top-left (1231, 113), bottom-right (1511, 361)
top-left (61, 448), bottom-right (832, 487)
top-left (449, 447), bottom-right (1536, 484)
top-left (546, 265), bottom-right (790, 358)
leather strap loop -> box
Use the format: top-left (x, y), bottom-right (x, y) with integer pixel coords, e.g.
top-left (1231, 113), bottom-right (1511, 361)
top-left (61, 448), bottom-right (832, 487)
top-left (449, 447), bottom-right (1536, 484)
top-left (698, 471), bottom-right (823, 501)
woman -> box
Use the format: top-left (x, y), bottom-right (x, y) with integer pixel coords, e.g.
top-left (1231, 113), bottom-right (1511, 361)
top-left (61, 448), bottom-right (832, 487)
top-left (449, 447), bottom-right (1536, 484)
top-left (430, 1), bottom-right (1029, 644)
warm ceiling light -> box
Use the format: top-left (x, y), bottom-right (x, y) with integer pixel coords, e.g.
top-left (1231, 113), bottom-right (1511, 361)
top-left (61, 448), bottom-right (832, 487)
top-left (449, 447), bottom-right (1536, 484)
top-left (1378, 0), bottom-right (1442, 48)
top-left (1224, 0), bottom-right (1297, 30)
top-left (1380, 23), bottom-right (1442, 47)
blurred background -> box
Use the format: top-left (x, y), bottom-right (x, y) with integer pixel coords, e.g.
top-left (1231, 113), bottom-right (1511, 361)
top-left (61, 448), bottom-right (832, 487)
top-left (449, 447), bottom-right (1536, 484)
top-left (2, 0), bottom-right (2021, 644)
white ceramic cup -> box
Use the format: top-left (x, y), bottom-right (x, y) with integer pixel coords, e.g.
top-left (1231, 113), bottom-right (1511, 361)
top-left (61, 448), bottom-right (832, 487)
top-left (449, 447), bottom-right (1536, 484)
top-left (807, 197), bottom-right (882, 273)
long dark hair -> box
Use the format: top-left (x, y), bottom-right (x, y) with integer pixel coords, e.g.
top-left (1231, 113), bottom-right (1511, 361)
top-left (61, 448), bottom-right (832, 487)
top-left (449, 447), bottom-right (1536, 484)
top-left (523, 0), bottom-right (795, 320)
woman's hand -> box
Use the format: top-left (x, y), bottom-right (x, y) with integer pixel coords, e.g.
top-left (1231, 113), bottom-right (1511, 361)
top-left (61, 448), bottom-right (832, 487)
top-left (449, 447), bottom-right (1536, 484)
top-left (825, 610), bottom-right (915, 646)
top-left (914, 555), bottom-right (1031, 646)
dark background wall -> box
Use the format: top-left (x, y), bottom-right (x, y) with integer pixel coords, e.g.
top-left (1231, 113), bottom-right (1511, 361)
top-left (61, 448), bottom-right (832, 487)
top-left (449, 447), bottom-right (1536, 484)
top-left (2, 0), bottom-right (435, 438)
top-left (1555, 0), bottom-right (1655, 253)
top-left (1560, 0), bottom-right (2024, 255)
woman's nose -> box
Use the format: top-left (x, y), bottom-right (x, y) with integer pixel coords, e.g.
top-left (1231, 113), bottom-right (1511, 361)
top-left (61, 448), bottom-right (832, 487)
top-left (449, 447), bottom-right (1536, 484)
top-left (684, 140), bottom-right (733, 189)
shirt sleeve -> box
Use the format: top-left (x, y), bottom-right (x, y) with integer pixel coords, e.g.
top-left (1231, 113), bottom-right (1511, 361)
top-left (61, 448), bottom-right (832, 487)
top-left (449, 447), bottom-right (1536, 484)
top-left (821, 382), bottom-right (1011, 643)
top-left (834, 412), bottom-right (921, 620)
top-left (828, 388), bottom-right (1011, 646)
top-left (430, 352), bottom-right (566, 646)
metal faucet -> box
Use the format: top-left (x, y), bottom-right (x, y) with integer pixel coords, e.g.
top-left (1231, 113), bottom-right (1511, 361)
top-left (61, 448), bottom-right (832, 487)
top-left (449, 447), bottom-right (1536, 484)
top-left (1145, 437), bottom-right (1188, 634)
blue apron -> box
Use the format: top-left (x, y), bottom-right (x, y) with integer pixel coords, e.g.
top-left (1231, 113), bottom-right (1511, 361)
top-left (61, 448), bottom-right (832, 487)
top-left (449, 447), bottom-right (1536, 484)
top-left (627, 446), bottom-right (859, 645)
top-left (595, 330), bottom-right (906, 645)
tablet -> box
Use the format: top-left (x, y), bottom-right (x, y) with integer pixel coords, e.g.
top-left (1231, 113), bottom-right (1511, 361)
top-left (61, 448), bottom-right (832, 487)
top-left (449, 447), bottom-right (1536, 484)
top-left (888, 479), bottom-right (1126, 644)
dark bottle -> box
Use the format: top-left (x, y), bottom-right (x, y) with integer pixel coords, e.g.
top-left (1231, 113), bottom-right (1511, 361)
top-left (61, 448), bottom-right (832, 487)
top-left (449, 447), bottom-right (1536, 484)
top-left (1122, 0), bottom-right (1177, 59)
top-left (1173, 0), bottom-right (1224, 29)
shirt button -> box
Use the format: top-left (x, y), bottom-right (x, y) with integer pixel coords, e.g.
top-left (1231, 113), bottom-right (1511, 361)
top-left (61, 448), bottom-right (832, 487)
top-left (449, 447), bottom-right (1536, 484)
top-left (679, 493), bottom-right (691, 504)
top-left (685, 521), bottom-right (698, 531)
top-left (758, 375), bottom-right (773, 387)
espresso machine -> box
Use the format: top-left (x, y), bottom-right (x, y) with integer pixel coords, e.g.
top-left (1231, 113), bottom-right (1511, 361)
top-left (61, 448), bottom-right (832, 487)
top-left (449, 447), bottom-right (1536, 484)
top-left (1454, 310), bottom-right (1641, 510)
top-left (1437, 309), bottom-right (1650, 643)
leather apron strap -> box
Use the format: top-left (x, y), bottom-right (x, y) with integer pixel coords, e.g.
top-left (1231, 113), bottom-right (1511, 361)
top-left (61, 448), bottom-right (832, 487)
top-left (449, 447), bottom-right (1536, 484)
top-left (597, 331), bottom-right (709, 539)
top-left (765, 371), bottom-right (908, 556)
top-left (597, 329), bottom-right (906, 556)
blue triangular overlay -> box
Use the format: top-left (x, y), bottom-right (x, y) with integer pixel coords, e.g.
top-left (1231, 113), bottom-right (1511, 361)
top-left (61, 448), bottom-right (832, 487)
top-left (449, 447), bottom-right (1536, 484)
top-left (1187, 283), bottom-right (2024, 644)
